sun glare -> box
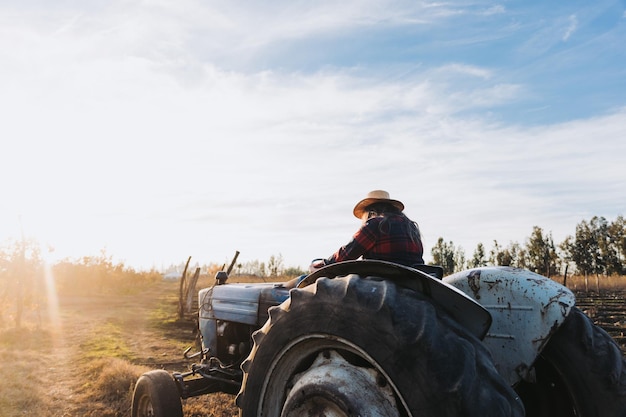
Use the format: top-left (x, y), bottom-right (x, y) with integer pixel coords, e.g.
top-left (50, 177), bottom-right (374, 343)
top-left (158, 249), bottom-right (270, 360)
top-left (43, 256), bottom-right (62, 334)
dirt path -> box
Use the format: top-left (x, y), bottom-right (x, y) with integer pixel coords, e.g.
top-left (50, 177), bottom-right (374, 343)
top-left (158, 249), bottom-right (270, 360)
top-left (42, 317), bottom-right (86, 417)
top-left (1, 281), bottom-right (233, 417)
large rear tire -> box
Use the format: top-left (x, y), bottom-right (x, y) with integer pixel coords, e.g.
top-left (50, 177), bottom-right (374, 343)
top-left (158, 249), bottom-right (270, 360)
top-left (236, 275), bottom-right (524, 417)
top-left (131, 370), bottom-right (183, 417)
top-left (516, 307), bottom-right (626, 417)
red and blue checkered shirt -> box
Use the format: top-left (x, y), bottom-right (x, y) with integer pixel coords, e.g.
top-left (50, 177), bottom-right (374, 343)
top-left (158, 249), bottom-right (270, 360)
top-left (327, 214), bottom-right (424, 267)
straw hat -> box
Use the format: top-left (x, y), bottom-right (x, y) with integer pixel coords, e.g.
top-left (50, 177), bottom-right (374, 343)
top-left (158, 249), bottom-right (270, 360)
top-left (352, 190), bottom-right (405, 219)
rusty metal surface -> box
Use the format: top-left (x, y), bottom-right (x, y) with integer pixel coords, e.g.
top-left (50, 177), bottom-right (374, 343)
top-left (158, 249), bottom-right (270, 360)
top-left (281, 350), bottom-right (400, 417)
top-left (445, 267), bottom-right (575, 386)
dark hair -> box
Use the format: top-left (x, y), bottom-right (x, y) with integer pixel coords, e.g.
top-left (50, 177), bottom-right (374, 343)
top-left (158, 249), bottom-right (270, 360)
top-left (365, 203), bottom-right (422, 243)
top-left (365, 202), bottom-right (401, 216)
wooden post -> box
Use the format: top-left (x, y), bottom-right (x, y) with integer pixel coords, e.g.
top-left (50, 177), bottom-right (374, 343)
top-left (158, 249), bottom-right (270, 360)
top-left (178, 256), bottom-right (192, 320)
top-left (184, 268), bottom-right (201, 315)
top-left (226, 250), bottom-right (240, 275)
top-left (563, 264), bottom-right (568, 287)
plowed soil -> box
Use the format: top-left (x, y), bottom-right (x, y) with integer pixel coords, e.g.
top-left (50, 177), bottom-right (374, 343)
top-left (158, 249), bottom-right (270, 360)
top-left (574, 289), bottom-right (626, 352)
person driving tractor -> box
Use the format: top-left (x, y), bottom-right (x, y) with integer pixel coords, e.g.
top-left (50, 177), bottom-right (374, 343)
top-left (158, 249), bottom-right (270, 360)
top-left (312, 190), bottom-right (424, 270)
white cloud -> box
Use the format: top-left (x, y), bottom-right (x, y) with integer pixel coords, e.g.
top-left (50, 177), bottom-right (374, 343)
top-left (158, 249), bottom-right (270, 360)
top-left (435, 64), bottom-right (493, 79)
top-left (562, 14), bottom-right (578, 41)
top-left (1, 1), bottom-right (625, 270)
top-left (482, 5), bottom-right (506, 16)
top-left (3, 45), bottom-right (624, 267)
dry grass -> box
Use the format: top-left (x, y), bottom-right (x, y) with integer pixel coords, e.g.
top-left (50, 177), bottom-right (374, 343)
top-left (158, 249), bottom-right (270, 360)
top-left (0, 342), bottom-right (48, 414)
top-left (0, 279), bottom-right (241, 417)
top-left (182, 394), bottom-right (238, 417)
top-left (75, 358), bottom-right (149, 417)
top-left (0, 327), bottom-right (67, 416)
top-left (557, 274), bottom-right (626, 292)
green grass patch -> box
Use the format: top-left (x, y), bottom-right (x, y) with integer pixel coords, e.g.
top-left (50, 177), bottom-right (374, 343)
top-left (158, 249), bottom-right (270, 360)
top-left (149, 296), bottom-right (181, 327)
top-left (149, 296), bottom-right (197, 334)
top-left (80, 321), bottom-right (135, 361)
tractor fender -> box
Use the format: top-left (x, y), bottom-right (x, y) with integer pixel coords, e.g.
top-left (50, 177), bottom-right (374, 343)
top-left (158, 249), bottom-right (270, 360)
top-left (298, 260), bottom-right (493, 341)
top-left (444, 267), bottom-right (576, 386)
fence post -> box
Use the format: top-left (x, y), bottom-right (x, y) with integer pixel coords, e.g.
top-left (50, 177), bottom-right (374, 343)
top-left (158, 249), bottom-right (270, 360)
top-left (178, 256), bottom-right (192, 320)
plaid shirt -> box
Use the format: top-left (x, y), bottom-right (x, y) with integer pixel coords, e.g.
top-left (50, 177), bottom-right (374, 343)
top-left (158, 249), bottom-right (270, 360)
top-left (327, 214), bottom-right (424, 267)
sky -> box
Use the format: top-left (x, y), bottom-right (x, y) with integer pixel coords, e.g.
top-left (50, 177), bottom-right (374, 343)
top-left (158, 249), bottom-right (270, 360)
top-left (1, 0), bottom-right (625, 272)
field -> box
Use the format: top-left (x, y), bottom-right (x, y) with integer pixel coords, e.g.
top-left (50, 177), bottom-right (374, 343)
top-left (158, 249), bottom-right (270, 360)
top-left (0, 279), bottom-right (240, 417)
top-left (552, 274), bottom-right (626, 352)
top-left (1, 275), bottom-right (625, 417)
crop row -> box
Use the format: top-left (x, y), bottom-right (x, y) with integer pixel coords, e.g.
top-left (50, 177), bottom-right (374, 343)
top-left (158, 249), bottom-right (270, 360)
top-left (574, 290), bottom-right (626, 353)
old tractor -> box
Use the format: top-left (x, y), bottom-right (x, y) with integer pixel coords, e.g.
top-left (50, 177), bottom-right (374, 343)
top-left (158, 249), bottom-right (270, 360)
top-left (132, 260), bottom-right (626, 417)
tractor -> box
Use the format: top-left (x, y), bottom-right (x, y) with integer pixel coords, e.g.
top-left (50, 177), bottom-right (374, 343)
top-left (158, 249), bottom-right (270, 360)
top-left (132, 260), bottom-right (626, 417)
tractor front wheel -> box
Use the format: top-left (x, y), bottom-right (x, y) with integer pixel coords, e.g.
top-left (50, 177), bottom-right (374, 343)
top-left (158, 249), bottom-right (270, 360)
top-left (131, 370), bottom-right (183, 417)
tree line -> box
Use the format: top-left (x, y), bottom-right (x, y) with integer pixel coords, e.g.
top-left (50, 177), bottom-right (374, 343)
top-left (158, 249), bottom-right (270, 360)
top-left (0, 241), bottom-right (161, 328)
top-left (431, 215), bottom-right (626, 277)
top-left (2, 214), bottom-right (623, 327)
